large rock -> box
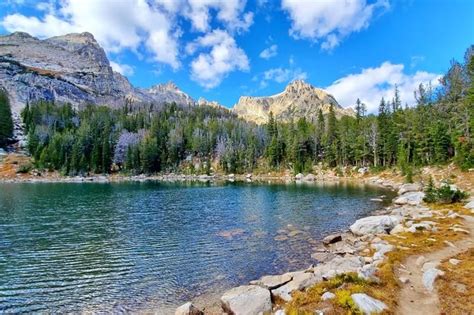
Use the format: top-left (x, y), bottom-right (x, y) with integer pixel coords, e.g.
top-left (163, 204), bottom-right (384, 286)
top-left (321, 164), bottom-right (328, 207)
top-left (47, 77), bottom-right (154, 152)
top-left (295, 173), bottom-right (304, 180)
top-left (175, 302), bottom-right (203, 315)
top-left (394, 192), bottom-right (425, 206)
top-left (465, 199), bottom-right (474, 210)
top-left (271, 271), bottom-right (321, 302)
top-left (303, 173), bottom-right (316, 182)
top-left (221, 285), bottom-right (271, 315)
top-left (350, 215), bottom-right (400, 236)
top-left (249, 273), bottom-right (292, 290)
top-left (398, 183), bottom-right (422, 195)
top-left (351, 293), bottom-right (387, 314)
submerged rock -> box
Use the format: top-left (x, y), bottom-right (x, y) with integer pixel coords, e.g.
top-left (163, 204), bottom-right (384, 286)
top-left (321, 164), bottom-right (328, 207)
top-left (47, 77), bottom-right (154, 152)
top-left (351, 293), bottom-right (387, 314)
top-left (350, 215), bottom-right (400, 236)
top-left (221, 285), bottom-right (271, 315)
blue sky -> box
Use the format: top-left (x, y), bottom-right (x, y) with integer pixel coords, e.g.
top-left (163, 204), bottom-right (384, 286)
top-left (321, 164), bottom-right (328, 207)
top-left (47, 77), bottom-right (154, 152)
top-left (1, 0), bottom-right (473, 112)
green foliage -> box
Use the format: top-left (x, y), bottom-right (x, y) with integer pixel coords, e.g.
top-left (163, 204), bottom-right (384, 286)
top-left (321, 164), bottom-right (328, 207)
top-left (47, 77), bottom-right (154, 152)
top-left (16, 163), bottom-right (32, 174)
top-left (20, 45), bottom-right (474, 176)
top-left (424, 178), bottom-right (469, 204)
top-left (0, 90), bottom-right (14, 147)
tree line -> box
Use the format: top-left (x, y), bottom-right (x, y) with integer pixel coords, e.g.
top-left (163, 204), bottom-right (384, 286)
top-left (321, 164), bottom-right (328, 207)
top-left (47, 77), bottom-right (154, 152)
top-left (14, 46), bottom-right (474, 176)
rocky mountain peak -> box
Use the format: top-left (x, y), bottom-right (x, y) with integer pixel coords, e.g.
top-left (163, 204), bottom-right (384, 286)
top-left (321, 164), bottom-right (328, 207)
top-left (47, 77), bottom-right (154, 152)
top-left (149, 81), bottom-right (179, 93)
top-left (233, 80), bottom-right (354, 124)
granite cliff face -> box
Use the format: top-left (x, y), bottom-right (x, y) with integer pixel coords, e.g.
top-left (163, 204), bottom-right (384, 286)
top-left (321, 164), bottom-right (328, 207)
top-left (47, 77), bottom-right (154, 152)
top-left (233, 80), bottom-right (354, 124)
top-left (0, 32), bottom-right (195, 112)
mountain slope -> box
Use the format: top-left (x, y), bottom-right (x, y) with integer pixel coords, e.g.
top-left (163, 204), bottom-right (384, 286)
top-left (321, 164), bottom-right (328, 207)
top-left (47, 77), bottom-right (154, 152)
top-left (233, 80), bottom-right (354, 124)
top-left (0, 32), bottom-right (195, 112)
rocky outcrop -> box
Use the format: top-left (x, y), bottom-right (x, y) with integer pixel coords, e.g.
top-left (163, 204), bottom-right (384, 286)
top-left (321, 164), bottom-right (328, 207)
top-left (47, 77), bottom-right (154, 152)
top-left (394, 191), bottom-right (425, 206)
top-left (233, 80), bottom-right (355, 124)
top-left (175, 302), bottom-right (203, 315)
top-left (351, 293), bottom-right (387, 314)
top-left (0, 32), bottom-right (196, 113)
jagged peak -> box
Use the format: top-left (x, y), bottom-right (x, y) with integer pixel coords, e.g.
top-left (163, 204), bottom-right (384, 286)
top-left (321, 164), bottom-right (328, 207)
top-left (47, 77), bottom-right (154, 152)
top-left (47, 32), bottom-right (99, 45)
top-left (3, 31), bottom-right (37, 40)
top-left (149, 81), bottom-right (180, 93)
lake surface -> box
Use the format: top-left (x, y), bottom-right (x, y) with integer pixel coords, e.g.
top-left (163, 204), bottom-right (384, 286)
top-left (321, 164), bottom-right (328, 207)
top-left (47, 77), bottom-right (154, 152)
top-left (0, 181), bottom-right (393, 313)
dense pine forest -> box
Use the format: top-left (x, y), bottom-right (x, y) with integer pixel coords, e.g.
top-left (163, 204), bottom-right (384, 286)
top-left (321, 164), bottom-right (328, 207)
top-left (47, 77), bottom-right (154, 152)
top-left (4, 46), bottom-right (474, 176)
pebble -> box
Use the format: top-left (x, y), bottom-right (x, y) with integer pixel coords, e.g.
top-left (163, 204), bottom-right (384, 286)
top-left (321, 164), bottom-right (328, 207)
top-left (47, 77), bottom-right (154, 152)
top-left (449, 258), bottom-right (461, 266)
top-left (415, 256), bottom-right (425, 267)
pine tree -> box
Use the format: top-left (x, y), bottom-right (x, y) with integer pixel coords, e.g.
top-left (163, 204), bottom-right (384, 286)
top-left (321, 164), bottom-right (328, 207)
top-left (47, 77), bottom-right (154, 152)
top-left (0, 91), bottom-right (13, 147)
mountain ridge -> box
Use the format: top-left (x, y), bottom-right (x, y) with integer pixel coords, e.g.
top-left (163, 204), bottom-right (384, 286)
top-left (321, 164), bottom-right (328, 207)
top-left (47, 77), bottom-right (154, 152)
top-left (0, 31), bottom-right (353, 123)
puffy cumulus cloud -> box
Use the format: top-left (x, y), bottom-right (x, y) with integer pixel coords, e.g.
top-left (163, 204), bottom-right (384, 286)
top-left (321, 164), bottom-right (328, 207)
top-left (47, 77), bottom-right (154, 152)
top-left (259, 44), bottom-right (278, 59)
top-left (257, 67), bottom-right (307, 88)
top-left (1, 0), bottom-right (181, 69)
top-left (185, 0), bottom-right (253, 33)
top-left (326, 62), bottom-right (441, 113)
top-left (110, 61), bottom-right (135, 76)
top-left (187, 29), bottom-right (249, 89)
top-left (281, 0), bottom-right (389, 50)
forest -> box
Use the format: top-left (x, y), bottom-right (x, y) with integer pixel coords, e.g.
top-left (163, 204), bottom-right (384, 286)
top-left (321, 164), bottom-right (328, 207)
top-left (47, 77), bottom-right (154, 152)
top-left (3, 46), bottom-right (473, 177)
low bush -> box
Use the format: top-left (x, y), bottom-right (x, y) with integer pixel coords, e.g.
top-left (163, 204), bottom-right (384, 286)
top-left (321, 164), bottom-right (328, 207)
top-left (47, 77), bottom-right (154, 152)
top-left (424, 177), bottom-right (468, 204)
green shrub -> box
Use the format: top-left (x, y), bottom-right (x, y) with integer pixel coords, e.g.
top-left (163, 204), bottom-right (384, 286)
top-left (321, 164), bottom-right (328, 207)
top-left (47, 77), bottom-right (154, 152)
top-left (423, 177), bottom-right (469, 204)
top-left (17, 163), bottom-right (32, 174)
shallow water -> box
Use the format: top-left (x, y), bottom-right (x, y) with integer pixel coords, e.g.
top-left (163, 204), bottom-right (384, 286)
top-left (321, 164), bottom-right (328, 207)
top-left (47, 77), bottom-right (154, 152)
top-left (0, 181), bottom-right (394, 313)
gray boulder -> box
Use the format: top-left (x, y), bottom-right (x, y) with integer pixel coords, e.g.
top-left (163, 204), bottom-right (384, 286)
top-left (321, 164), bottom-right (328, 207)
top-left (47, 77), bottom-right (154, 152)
top-left (350, 215), bottom-right (400, 236)
top-left (465, 199), bottom-right (474, 210)
top-left (303, 173), bottom-right (316, 181)
top-left (175, 302), bottom-right (203, 315)
top-left (394, 192), bottom-right (425, 206)
top-left (422, 268), bottom-right (444, 292)
top-left (351, 293), bottom-right (387, 314)
top-left (398, 183), bottom-right (422, 195)
top-left (313, 255), bottom-right (364, 279)
top-left (321, 291), bottom-right (336, 300)
top-left (221, 285), bottom-right (271, 315)
top-left (295, 173), bottom-right (304, 180)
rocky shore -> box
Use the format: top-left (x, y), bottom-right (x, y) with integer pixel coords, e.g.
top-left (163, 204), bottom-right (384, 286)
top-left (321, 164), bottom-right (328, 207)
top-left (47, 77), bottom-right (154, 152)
top-left (173, 179), bottom-right (474, 315)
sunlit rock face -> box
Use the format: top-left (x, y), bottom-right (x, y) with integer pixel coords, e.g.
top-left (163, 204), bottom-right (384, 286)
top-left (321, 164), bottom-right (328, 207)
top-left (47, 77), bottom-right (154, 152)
top-left (0, 32), bottom-right (196, 112)
top-left (233, 79), bottom-right (355, 124)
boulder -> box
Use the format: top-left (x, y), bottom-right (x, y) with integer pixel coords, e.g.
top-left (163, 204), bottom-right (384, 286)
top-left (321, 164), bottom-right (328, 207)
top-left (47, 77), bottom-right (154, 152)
top-left (322, 233), bottom-right (343, 245)
top-left (321, 292), bottom-right (336, 300)
top-left (249, 273), bottom-right (292, 290)
top-left (303, 173), bottom-right (316, 181)
top-left (394, 192), bottom-right (425, 206)
top-left (311, 251), bottom-right (335, 263)
top-left (389, 224), bottom-right (405, 235)
top-left (358, 264), bottom-right (379, 282)
top-left (271, 272), bottom-right (322, 302)
top-left (175, 302), bottom-right (203, 315)
top-left (351, 293), bottom-right (387, 314)
top-left (422, 268), bottom-right (444, 292)
top-left (449, 258), bottom-right (461, 266)
top-left (398, 183), bottom-right (422, 195)
top-left (295, 173), bottom-right (304, 180)
top-left (221, 285), bottom-right (271, 315)
top-left (350, 215), bottom-right (400, 236)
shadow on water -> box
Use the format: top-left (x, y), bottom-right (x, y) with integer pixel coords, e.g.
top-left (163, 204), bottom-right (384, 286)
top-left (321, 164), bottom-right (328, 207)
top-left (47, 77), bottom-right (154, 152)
top-left (0, 181), bottom-right (395, 313)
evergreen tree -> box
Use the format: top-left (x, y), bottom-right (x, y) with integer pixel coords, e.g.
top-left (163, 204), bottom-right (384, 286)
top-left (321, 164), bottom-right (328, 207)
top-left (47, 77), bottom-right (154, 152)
top-left (0, 91), bottom-right (13, 147)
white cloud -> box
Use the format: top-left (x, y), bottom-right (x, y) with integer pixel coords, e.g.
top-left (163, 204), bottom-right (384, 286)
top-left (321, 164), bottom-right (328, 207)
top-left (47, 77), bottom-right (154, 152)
top-left (259, 44), bottom-right (278, 59)
top-left (110, 61), bottom-right (134, 76)
top-left (185, 0), bottom-right (253, 33)
top-left (258, 67), bottom-right (307, 88)
top-left (326, 62), bottom-right (441, 113)
top-left (188, 29), bottom-right (249, 89)
top-left (281, 0), bottom-right (389, 50)
top-left (1, 0), bottom-right (181, 69)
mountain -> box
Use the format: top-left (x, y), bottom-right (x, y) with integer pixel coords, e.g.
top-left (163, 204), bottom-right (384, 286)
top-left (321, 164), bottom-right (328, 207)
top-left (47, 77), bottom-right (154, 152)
top-left (233, 80), bottom-right (355, 124)
top-left (0, 32), bottom-right (195, 112)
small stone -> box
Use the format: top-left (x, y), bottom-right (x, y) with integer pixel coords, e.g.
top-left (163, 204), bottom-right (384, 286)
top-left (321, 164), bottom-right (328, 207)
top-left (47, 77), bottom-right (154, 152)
top-left (422, 268), bottom-right (444, 292)
top-left (415, 256), bottom-right (425, 267)
top-left (322, 233), bottom-right (342, 245)
top-left (399, 276), bottom-right (410, 284)
top-left (351, 293), bottom-right (387, 314)
top-left (175, 302), bottom-right (203, 315)
top-left (449, 258), bottom-right (461, 266)
top-left (444, 240), bottom-right (457, 248)
top-left (321, 291), bottom-right (336, 300)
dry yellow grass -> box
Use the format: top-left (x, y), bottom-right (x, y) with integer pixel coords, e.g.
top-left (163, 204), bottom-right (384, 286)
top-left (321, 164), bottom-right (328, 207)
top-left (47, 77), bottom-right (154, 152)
top-left (437, 248), bottom-right (474, 314)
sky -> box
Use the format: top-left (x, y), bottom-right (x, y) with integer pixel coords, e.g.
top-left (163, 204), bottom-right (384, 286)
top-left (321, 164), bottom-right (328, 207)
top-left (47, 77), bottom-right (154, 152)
top-left (0, 0), bottom-right (473, 112)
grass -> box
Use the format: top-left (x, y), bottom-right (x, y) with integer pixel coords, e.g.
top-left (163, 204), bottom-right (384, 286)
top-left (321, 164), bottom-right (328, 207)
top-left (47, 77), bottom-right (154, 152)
top-left (437, 248), bottom-right (474, 314)
top-left (284, 202), bottom-right (472, 314)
